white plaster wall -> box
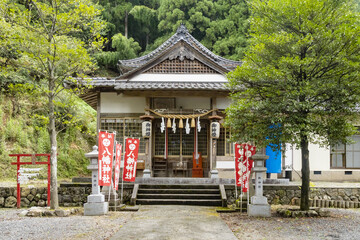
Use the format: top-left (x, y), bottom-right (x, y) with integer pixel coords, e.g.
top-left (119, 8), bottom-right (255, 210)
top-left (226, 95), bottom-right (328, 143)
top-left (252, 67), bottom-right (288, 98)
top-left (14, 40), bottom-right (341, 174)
top-left (291, 143), bottom-right (330, 171)
top-left (216, 97), bottom-right (231, 109)
top-left (100, 93), bottom-right (146, 113)
top-left (176, 97), bottom-right (210, 109)
top-left (216, 161), bottom-right (235, 169)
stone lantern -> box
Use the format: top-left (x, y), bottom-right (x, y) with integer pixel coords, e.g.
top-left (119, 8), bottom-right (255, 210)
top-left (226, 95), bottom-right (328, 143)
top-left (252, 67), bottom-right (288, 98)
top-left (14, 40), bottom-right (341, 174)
top-left (84, 146), bottom-right (108, 216)
top-left (248, 152), bottom-right (271, 217)
top-left (140, 114), bottom-right (154, 178)
top-left (208, 115), bottom-right (222, 179)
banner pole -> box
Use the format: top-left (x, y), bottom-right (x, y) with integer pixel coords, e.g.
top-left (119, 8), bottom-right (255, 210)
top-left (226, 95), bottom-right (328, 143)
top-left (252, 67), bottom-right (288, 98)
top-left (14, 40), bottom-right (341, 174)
top-left (246, 144), bottom-right (250, 210)
top-left (121, 177), bottom-right (124, 204)
top-left (113, 181), bottom-right (117, 212)
top-left (234, 143), bottom-right (238, 200)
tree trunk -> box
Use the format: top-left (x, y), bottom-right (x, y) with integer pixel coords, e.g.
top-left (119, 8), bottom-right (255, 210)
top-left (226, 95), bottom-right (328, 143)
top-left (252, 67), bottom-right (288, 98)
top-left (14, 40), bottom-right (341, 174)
top-left (300, 132), bottom-right (310, 211)
top-left (125, 11), bottom-right (128, 39)
top-left (49, 83), bottom-right (59, 209)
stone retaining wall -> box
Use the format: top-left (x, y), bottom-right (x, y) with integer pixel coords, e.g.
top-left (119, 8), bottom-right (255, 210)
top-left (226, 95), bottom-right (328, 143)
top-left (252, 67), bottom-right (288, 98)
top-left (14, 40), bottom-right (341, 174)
top-left (225, 185), bottom-right (360, 208)
top-left (2, 184), bottom-right (360, 209)
top-left (0, 184), bottom-right (134, 208)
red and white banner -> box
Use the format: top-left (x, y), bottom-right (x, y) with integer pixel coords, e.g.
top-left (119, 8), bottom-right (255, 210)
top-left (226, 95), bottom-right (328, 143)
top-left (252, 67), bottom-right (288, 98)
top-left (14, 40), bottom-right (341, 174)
top-left (114, 143), bottom-right (122, 190)
top-left (98, 132), bottom-right (115, 186)
top-left (235, 143), bottom-right (256, 192)
top-left (123, 138), bottom-right (139, 182)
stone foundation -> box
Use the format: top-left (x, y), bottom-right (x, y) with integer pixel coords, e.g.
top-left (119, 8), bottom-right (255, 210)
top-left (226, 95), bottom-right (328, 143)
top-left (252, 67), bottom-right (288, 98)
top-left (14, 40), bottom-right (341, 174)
top-left (0, 183), bottom-right (133, 208)
top-left (1, 183), bottom-right (360, 209)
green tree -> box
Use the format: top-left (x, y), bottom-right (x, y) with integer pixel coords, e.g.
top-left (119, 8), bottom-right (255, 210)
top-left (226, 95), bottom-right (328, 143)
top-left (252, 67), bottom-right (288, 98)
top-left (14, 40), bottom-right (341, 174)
top-left (129, 5), bottom-right (157, 48)
top-left (202, 0), bottom-right (250, 60)
top-left (0, 0), bottom-right (105, 209)
top-left (226, 0), bottom-right (360, 211)
top-left (157, 0), bottom-right (215, 40)
top-left (95, 33), bottom-right (141, 72)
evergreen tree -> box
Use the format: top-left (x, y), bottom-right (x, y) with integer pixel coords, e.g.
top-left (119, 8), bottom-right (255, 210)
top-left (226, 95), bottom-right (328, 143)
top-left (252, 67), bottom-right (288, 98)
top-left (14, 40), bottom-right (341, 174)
top-left (226, 0), bottom-right (360, 210)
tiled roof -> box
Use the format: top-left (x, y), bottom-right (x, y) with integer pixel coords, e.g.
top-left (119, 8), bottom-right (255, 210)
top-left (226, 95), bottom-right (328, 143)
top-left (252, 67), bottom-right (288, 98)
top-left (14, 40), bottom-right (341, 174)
top-left (114, 81), bottom-right (228, 91)
top-left (118, 24), bottom-right (242, 74)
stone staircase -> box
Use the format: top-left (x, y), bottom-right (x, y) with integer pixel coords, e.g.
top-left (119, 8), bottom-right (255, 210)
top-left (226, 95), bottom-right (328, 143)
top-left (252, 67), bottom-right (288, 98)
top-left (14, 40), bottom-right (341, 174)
top-left (135, 184), bottom-right (223, 206)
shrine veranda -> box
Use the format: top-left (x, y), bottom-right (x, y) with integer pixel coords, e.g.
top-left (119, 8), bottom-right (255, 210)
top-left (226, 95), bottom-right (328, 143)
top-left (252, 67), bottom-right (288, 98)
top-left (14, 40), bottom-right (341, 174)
top-left (72, 25), bottom-right (360, 182)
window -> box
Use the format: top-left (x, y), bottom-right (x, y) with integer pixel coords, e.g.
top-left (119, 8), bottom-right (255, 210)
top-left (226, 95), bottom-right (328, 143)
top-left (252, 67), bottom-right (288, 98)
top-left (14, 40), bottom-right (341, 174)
top-left (100, 118), bottom-right (145, 154)
top-left (331, 134), bottom-right (360, 168)
top-left (217, 127), bottom-right (234, 156)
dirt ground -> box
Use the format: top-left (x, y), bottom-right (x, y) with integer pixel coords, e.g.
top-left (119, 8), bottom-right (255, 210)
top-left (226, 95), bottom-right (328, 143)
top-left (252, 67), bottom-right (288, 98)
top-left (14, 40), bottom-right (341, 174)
top-left (220, 206), bottom-right (360, 240)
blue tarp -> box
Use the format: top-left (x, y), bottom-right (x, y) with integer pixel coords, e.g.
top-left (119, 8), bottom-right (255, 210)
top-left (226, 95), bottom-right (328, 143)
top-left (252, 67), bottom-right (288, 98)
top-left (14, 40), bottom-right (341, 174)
top-left (266, 144), bottom-right (282, 173)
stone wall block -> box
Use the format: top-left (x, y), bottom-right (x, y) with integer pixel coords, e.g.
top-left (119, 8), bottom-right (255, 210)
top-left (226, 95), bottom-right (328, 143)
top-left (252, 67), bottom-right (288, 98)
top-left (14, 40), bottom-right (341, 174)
top-left (27, 194), bottom-right (34, 201)
top-left (287, 190), bottom-right (295, 199)
top-left (344, 189), bottom-right (352, 197)
top-left (338, 189), bottom-right (346, 197)
top-left (4, 196), bottom-right (17, 208)
top-left (41, 194), bottom-right (47, 200)
top-left (30, 188), bottom-right (37, 196)
top-left (72, 195), bottom-right (82, 203)
top-left (34, 193), bottom-right (41, 202)
top-left (38, 187), bottom-right (45, 194)
top-left (21, 198), bottom-right (30, 207)
top-left (62, 195), bottom-right (72, 203)
top-left (330, 200), bottom-right (334, 207)
top-left (38, 200), bottom-right (45, 207)
top-left (345, 201), bottom-right (350, 208)
top-left (0, 197), bottom-right (4, 206)
top-left (29, 201), bottom-right (37, 207)
top-left (349, 201), bottom-right (354, 208)
top-left (20, 188), bottom-right (30, 197)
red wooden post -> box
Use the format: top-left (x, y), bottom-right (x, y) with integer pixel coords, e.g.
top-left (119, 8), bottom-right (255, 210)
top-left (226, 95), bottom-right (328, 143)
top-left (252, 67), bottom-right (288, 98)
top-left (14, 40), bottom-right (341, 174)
top-left (47, 155), bottom-right (51, 206)
top-left (16, 155), bottom-right (20, 209)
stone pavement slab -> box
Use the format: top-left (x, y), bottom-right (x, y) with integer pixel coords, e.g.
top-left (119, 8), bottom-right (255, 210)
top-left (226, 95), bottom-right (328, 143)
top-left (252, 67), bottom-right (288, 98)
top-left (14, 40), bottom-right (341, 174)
top-left (110, 205), bottom-right (238, 240)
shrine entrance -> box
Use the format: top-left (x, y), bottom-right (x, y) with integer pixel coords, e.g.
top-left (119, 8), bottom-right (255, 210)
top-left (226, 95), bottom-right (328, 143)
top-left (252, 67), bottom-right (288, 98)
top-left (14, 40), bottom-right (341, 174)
top-left (152, 119), bottom-right (209, 177)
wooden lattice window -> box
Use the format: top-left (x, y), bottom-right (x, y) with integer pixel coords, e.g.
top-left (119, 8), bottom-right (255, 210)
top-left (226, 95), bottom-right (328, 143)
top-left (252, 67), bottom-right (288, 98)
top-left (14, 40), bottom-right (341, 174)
top-left (145, 59), bottom-right (217, 74)
top-left (100, 118), bottom-right (145, 154)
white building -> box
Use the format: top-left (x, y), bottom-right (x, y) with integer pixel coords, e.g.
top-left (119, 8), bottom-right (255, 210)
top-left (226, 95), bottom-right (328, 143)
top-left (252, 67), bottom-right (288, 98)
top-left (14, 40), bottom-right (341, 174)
top-left (79, 25), bottom-right (360, 182)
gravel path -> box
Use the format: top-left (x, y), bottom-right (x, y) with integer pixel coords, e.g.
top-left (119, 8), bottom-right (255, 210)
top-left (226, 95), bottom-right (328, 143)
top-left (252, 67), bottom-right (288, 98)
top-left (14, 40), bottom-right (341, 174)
top-left (221, 207), bottom-right (360, 240)
top-left (1, 206), bottom-right (360, 240)
top-left (0, 208), bottom-right (134, 240)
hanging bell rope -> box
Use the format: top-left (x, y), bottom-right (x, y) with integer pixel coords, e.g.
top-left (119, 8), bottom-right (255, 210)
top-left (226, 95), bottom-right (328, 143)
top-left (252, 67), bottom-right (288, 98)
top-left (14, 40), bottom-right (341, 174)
top-left (191, 118), bottom-right (195, 128)
top-left (145, 108), bottom-right (218, 119)
top-left (167, 118), bottom-right (171, 128)
top-left (179, 118), bottom-right (184, 128)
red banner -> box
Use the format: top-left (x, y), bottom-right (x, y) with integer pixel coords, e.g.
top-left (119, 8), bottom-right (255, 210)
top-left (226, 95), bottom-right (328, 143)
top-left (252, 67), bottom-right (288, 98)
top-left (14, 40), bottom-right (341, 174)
top-left (114, 143), bottom-right (122, 190)
top-left (98, 132), bottom-right (115, 186)
top-left (235, 143), bottom-right (256, 192)
top-left (123, 138), bottom-right (139, 182)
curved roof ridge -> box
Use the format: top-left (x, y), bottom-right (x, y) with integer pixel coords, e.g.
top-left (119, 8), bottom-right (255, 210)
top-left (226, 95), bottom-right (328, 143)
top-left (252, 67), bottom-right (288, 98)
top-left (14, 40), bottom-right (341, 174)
top-left (118, 24), bottom-right (241, 72)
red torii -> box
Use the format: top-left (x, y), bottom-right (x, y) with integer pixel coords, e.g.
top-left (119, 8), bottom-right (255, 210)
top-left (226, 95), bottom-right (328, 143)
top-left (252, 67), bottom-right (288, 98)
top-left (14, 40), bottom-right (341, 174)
top-left (10, 154), bottom-right (51, 209)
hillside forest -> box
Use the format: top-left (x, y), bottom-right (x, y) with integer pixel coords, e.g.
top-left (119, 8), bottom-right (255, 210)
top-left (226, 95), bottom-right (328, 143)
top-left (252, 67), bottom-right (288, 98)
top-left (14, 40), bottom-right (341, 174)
top-left (0, 0), bottom-right (250, 180)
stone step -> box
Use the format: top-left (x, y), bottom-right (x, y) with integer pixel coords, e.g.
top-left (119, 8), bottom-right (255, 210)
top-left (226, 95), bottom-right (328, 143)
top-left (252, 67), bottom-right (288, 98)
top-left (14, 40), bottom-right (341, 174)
top-left (137, 193), bottom-right (221, 200)
top-left (138, 188), bottom-right (220, 194)
top-left (137, 199), bottom-right (222, 206)
top-left (139, 184), bottom-right (219, 189)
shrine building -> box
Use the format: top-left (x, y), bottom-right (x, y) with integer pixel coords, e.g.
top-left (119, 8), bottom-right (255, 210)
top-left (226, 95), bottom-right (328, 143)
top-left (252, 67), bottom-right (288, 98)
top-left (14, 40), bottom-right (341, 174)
top-left (78, 25), bottom-right (360, 181)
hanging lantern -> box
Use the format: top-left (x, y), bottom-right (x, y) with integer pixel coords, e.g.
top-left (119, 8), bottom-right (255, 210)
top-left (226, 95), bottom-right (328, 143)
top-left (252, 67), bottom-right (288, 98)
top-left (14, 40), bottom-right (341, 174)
top-left (167, 118), bottom-right (171, 128)
top-left (191, 118), bottom-right (195, 128)
top-left (179, 118), bottom-right (184, 128)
